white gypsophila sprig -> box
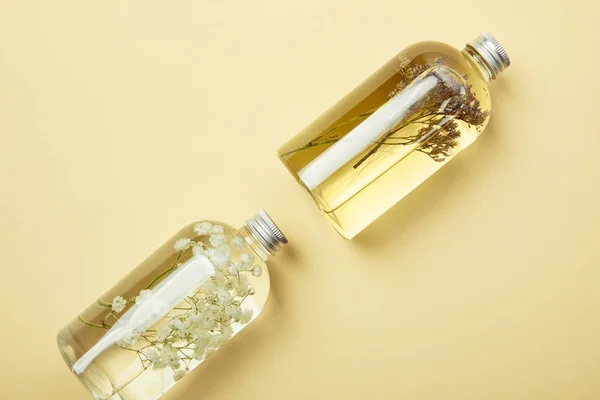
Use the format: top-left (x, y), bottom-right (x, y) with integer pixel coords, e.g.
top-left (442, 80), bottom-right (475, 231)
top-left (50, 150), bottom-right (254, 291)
top-left (216, 288), bottom-right (233, 305)
top-left (211, 225), bottom-right (225, 235)
top-left (239, 253), bottom-right (254, 270)
top-left (173, 237), bottom-right (192, 251)
top-left (230, 236), bottom-right (245, 250)
top-left (220, 324), bottom-right (233, 339)
top-left (209, 233), bottom-right (227, 247)
top-left (252, 265), bottom-right (262, 277)
top-left (118, 329), bottom-right (140, 347)
top-left (173, 369), bottom-right (188, 382)
top-left (236, 275), bottom-right (250, 294)
top-left (193, 222), bottom-right (213, 236)
top-left (168, 318), bottom-right (186, 333)
top-left (142, 347), bottom-right (160, 363)
top-left (157, 325), bottom-right (172, 341)
top-left (98, 228), bottom-right (261, 375)
top-left (153, 345), bottom-right (181, 370)
top-left (111, 296), bottom-right (127, 313)
top-left (238, 308), bottom-right (253, 324)
top-left (226, 304), bottom-right (242, 321)
top-left (207, 246), bottom-right (231, 269)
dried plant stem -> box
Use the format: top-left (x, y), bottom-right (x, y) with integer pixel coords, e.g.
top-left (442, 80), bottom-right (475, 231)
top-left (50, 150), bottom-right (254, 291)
top-left (280, 108), bottom-right (377, 157)
top-left (352, 111), bottom-right (445, 168)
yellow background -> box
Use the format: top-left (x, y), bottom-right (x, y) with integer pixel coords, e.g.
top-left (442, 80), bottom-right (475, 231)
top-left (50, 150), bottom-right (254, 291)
top-left (0, 1), bottom-right (598, 399)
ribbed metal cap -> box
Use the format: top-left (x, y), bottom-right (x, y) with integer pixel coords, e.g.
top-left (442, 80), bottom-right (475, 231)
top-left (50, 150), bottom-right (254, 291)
top-left (245, 210), bottom-right (288, 258)
top-left (466, 32), bottom-right (510, 80)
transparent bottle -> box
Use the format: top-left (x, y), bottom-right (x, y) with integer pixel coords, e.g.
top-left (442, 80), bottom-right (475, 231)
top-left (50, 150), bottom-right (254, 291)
top-left (278, 32), bottom-right (511, 239)
top-left (57, 210), bottom-right (287, 400)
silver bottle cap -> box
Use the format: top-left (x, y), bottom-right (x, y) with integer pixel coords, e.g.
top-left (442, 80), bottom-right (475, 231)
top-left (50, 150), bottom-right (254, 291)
top-left (466, 32), bottom-right (510, 80)
top-left (245, 209), bottom-right (288, 258)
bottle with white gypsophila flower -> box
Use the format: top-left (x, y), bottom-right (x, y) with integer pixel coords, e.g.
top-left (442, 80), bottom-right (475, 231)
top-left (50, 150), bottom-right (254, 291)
top-left (57, 210), bottom-right (287, 400)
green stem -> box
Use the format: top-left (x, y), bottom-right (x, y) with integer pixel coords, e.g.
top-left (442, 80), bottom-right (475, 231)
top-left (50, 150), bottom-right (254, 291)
top-left (97, 299), bottom-right (112, 308)
top-left (78, 315), bottom-right (111, 329)
top-left (280, 108), bottom-right (377, 157)
top-left (145, 250), bottom-right (184, 290)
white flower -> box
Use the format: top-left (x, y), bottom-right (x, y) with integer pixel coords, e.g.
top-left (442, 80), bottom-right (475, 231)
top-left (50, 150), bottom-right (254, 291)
top-left (216, 243), bottom-right (232, 259)
top-left (184, 319), bottom-right (199, 337)
top-left (216, 289), bottom-right (232, 305)
top-left (173, 237), bottom-right (192, 251)
top-left (252, 265), bottom-right (262, 277)
top-left (247, 287), bottom-right (256, 296)
top-left (214, 272), bottom-right (232, 289)
top-left (226, 305), bottom-right (242, 320)
top-left (157, 325), bottom-right (172, 341)
top-left (203, 315), bottom-right (216, 331)
top-left (168, 319), bottom-right (186, 333)
top-left (228, 264), bottom-right (239, 275)
top-left (192, 299), bottom-right (206, 313)
top-left (192, 244), bottom-right (206, 257)
top-left (211, 225), bottom-right (225, 235)
top-left (238, 308), bottom-right (253, 324)
top-left (209, 233), bottom-right (227, 247)
top-left (136, 289), bottom-right (153, 305)
top-left (201, 279), bottom-right (217, 295)
top-left (236, 275), bottom-right (250, 294)
top-left (224, 277), bottom-right (236, 290)
top-left (239, 253), bottom-right (254, 269)
top-left (195, 331), bottom-right (213, 346)
top-left (190, 310), bottom-right (205, 324)
top-left (193, 222), bottom-right (213, 236)
top-left (208, 304), bottom-right (221, 314)
top-left (193, 345), bottom-right (206, 361)
top-left (111, 296), bottom-right (127, 313)
top-left (142, 347), bottom-right (160, 363)
top-left (173, 369), bottom-right (187, 382)
top-left (156, 345), bottom-right (181, 370)
top-left (154, 345), bottom-right (178, 370)
top-left (207, 247), bottom-right (230, 268)
top-left (230, 236), bottom-right (245, 250)
top-left (119, 330), bottom-right (139, 347)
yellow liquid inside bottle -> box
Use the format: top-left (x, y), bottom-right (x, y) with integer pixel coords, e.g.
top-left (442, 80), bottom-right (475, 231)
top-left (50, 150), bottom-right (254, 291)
top-left (57, 210), bottom-right (286, 400)
top-left (278, 42), bottom-right (492, 239)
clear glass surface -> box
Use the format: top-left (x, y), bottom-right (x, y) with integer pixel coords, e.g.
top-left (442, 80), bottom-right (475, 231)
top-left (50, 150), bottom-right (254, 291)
top-left (57, 221), bottom-right (270, 400)
top-left (278, 41), bottom-right (492, 238)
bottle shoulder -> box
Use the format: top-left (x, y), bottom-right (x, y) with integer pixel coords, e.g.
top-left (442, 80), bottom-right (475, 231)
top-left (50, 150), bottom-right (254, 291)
top-left (401, 41), bottom-right (462, 60)
top-left (399, 41), bottom-right (483, 83)
top-left (177, 220), bottom-right (266, 262)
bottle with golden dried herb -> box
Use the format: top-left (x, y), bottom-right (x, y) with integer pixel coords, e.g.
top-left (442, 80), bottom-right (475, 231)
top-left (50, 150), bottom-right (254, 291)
top-left (278, 33), bottom-right (510, 239)
top-left (57, 210), bottom-right (287, 400)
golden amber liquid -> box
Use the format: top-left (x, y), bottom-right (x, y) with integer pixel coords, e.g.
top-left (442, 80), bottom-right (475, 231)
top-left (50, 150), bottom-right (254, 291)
top-left (278, 42), bottom-right (491, 238)
top-left (57, 222), bottom-right (270, 400)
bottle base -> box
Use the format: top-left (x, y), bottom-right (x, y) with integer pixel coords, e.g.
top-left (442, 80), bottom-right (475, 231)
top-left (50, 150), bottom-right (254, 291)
top-left (57, 329), bottom-right (117, 400)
